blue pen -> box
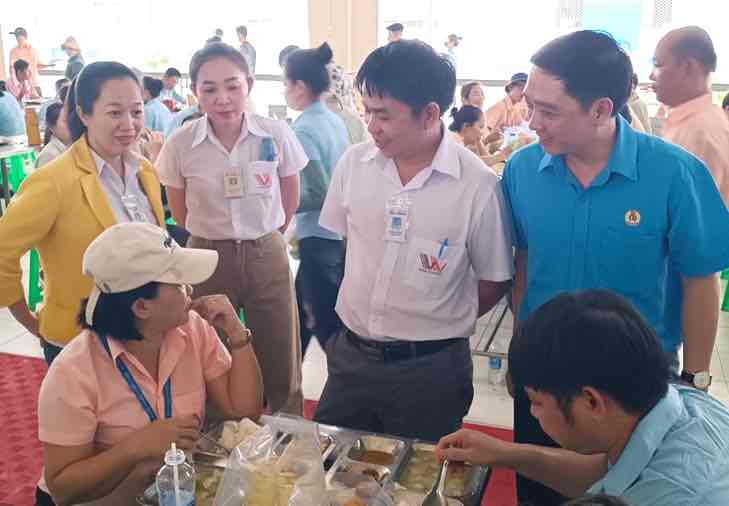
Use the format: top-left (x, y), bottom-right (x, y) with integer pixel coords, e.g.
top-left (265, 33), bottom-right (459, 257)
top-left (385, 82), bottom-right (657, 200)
top-left (438, 239), bottom-right (448, 259)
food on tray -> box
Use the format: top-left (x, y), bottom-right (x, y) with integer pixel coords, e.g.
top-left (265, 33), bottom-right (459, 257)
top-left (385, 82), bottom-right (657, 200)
top-left (219, 418), bottom-right (261, 451)
top-left (398, 449), bottom-right (469, 497)
top-left (243, 458), bottom-right (305, 506)
top-left (357, 449), bottom-right (395, 466)
top-left (196, 467), bottom-right (224, 506)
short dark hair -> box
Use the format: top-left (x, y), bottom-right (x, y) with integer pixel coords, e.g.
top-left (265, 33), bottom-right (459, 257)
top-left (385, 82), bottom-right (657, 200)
top-left (671, 26), bottom-right (717, 73)
top-left (236, 25), bottom-right (248, 37)
top-left (143, 76), bottom-right (164, 99)
top-left (55, 78), bottom-right (70, 93)
top-left (531, 30), bottom-right (632, 116)
top-left (356, 39), bottom-right (455, 116)
top-left (285, 42), bottom-right (333, 97)
top-left (723, 93), bottom-right (729, 110)
top-left (164, 67), bottom-right (181, 78)
top-left (448, 105), bottom-right (482, 132)
top-left (67, 62), bottom-right (141, 142)
top-left (460, 81), bottom-right (482, 103)
top-left (563, 494), bottom-right (632, 506)
top-left (509, 290), bottom-right (671, 419)
top-left (279, 45), bottom-right (300, 68)
top-left (190, 42), bottom-right (250, 87)
top-left (13, 58), bottom-right (29, 74)
top-left (78, 282), bottom-right (159, 342)
top-left (44, 102), bottom-right (64, 145)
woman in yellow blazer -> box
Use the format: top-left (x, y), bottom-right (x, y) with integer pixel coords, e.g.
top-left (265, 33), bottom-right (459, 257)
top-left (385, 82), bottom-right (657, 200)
top-left (0, 62), bottom-right (165, 365)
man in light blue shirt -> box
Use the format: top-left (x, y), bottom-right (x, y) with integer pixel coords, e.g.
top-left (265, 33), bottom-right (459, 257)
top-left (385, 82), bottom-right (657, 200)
top-left (160, 67), bottom-right (185, 105)
top-left (437, 290), bottom-right (729, 506)
top-left (142, 76), bottom-right (173, 134)
top-left (0, 83), bottom-right (26, 136)
top-left (501, 30), bottom-right (729, 505)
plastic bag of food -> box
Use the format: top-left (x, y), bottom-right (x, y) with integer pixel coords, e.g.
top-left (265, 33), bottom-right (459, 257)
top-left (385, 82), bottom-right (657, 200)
top-left (212, 416), bottom-right (328, 506)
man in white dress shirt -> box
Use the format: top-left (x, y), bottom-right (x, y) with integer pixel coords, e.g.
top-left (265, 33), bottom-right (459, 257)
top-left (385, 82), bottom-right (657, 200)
top-left (315, 40), bottom-right (514, 441)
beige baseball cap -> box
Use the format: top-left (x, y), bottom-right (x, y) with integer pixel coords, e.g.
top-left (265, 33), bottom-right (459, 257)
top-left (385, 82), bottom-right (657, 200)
top-left (61, 36), bottom-right (80, 52)
top-left (82, 223), bottom-right (218, 325)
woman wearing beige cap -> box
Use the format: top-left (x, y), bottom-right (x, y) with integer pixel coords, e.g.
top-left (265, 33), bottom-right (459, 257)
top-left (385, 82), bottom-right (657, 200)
top-left (61, 36), bottom-right (84, 80)
top-left (36, 222), bottom-right (263, 506)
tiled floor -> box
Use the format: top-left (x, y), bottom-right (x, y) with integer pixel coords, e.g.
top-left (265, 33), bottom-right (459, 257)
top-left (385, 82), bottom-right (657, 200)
top-left (2, 281), bottom-right (728, 429)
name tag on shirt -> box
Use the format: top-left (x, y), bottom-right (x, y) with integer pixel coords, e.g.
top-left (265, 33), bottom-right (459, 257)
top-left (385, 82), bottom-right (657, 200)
top-left (224, 172), bottom-right (245, 199)
top-left (385, 196), bottom-right (411, 242)
top-left (121, 194), bottom-right (149, 222)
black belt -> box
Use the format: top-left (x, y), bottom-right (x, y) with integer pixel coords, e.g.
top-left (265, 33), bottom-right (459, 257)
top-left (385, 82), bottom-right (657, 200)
top-left (344, 329), bottom-right (460, 362)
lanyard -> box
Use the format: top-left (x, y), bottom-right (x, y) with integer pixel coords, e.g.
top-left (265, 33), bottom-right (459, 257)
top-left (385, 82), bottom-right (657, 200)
top-left (99, 335), bottom-right (172, 422)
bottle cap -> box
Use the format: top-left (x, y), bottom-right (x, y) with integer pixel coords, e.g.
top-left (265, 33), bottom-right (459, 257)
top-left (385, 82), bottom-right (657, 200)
top-left (164, 442), bottom-right (186, 466)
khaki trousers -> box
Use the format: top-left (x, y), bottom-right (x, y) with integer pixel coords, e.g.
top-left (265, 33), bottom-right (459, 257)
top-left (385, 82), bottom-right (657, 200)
top-left (188, 232), bottom-right (302, 415)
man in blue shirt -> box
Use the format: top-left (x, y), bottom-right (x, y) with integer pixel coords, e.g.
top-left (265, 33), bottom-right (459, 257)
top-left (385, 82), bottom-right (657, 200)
top-left (501, 30), bottom-right (729, 506)
top-left (142, 76), bottom-right (173, 134)
top-left (437, 290), bottom-right (729, 506)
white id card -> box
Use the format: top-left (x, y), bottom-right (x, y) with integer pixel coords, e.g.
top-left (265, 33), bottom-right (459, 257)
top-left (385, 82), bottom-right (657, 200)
top-left (223, 173), bottom-right (244, 198)
top-left (121, 194), bottom-right (149, 222)
top-left (385, 195), bottom-right (411, 242)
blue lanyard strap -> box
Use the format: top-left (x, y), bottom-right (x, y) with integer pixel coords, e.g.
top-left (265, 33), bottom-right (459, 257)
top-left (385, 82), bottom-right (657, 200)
top-left (99, 334), bottom-right (172, 422)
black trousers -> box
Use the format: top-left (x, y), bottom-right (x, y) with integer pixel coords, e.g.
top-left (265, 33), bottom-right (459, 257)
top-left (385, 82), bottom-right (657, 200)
top-left (295, 237), bottom-right (345, 355)
top-left (514, 387), bottom-right (568, 506)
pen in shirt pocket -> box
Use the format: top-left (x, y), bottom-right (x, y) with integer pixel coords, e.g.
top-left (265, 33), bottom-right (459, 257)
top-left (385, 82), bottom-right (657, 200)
top-left (438, 239), bottom-right (448, 259)
top-left (259, 137), bottom-right (278, 162)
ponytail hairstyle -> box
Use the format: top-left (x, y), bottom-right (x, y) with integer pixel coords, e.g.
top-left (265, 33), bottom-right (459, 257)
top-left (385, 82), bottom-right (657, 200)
top-left (67, 62), bottom-right (141, 142)
top-left (284, 42), bottom-right (334, 97)
top-left (43, 102), bottom-right (64, 145)
top-left (448, 105), bottom-right (483, 132)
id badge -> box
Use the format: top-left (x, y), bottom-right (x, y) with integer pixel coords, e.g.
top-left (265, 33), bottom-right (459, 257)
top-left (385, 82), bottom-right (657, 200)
top-left (223, 172), bottom-right (244, 199)
top-left (121, 194), bottom-right (148, 222)
top-left (385, 195), bottom-right (411, 242)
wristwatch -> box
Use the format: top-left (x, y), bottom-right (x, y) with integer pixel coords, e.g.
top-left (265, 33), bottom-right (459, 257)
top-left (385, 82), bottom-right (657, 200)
top-left (680, 370), bottom-right (712, 390)
top-left (229, 327), bottom-right (253, 350)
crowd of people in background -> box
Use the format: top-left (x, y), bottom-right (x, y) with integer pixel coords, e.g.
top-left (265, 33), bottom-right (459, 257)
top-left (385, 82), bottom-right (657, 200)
top-left (1, 17), bottom-right (729, 506)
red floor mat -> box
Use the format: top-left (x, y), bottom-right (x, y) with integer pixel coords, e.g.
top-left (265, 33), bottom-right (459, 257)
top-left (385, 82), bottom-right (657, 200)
top-left (305, 400), bottom-right (516, 506)
top-left (0, 356), bottom-right (515, 506)
top-left (0, 353), bottom-right (47, 506)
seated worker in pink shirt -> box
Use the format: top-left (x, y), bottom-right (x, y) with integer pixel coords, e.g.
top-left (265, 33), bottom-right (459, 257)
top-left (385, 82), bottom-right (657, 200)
top-left (36, 222), bottom-right (264, 506)
top-left (6, 59), bottom-right (40, 103)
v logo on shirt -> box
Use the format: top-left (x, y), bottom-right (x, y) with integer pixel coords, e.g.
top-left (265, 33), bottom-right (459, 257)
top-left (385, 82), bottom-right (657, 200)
top-left (419, 253), bottom-right (447, 274)
top-left (255, 174), bottom-right (272, 188)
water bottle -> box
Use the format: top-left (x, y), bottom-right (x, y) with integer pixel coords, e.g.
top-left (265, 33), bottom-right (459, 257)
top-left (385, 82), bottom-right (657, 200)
top-left (156, 443), bottom-right (196, 506)
top-left (487, 332), bottom-right (510, 390)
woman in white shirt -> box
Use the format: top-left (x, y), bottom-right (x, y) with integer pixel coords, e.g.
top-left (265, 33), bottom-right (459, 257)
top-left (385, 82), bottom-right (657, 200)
top-left (156, 43), bottom-right (308, 415)
top-left (36, 101), bottom-right (71, 167)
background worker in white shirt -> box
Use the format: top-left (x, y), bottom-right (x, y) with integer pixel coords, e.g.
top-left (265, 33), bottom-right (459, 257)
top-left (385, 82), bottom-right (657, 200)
top-left (315, 40), bottom-right (514, 441)
top-left (156, 43), bottom-right (308, 415)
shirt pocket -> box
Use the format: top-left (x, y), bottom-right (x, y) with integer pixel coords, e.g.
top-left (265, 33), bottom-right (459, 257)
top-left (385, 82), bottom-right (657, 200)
top-left (246, 161), bottom-right (278, 196)
top-left (403, 236), bottom-right (468, 297)
top-left (173, 387), bottom-right (206, 421)
top-left (598, 227), bottom-right (663, 299)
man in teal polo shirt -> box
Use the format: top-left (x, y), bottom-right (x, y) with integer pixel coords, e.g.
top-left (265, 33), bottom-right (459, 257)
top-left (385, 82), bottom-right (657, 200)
top-left (502, 30), bottom-right (729, 506)
top-left (437, 290), bottom-right (729, 506)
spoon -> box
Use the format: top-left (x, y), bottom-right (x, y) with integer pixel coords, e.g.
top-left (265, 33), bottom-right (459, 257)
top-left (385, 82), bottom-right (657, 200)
top-left (421, 459), bottom-right (449, 506)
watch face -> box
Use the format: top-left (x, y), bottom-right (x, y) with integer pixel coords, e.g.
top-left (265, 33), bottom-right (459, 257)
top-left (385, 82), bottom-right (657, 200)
top-left (694, 371), bottom-right (712, 389)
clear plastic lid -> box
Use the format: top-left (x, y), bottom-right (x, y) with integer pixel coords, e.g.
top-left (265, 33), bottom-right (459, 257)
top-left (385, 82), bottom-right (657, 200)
top-left (164, 443), bottom-right (186, 466)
